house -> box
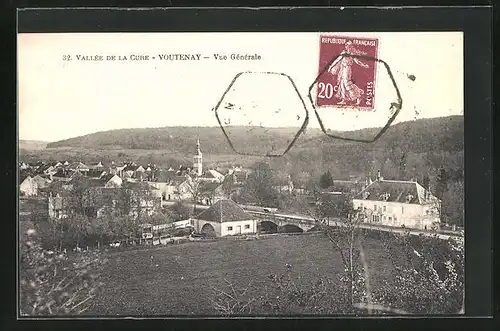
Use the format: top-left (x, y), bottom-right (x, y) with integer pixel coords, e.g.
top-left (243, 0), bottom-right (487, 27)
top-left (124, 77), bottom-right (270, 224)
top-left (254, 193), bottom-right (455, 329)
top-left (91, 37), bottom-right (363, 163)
top-left (150, 174), bottom-right (193, 201)
top-left (32, 175), bottom-right (51, 190)
top-left (352, 172), bottom-right (441, 230)
top-left (199, 169), bottom-right (225, 183)
top-left (199, 182), bottom-right (225, 205)
top-left (272, 175), bottom-right (295, 194)
top-left (226, 169), bottom-right (249, 185)
top-left (68, 162), bottom-right (90, 174)
top-left (52, 169), bottom-right (72, 182)
top-left (95, 174), bottom-right (123, 188)
top-left (86, 169), bottom-right (107, 179)
top-left (191, 199), bottom-right (258, 237)
top-left (124, 182), bottom-right (162, 217)
top-left (103, 174), bottom-right (123, 188)
top-left (109, 162), bottom-right (127, 177)
top-left (20, 175), bottom-right (38, 196)
top-left (122, 164), bottom-right (145, 179)
top-left (90, 161), bottom-right (104, 169)
top-left (19, 162), bottom-right (30, 170)
top-left (175, 176), bottom-right (195, 200)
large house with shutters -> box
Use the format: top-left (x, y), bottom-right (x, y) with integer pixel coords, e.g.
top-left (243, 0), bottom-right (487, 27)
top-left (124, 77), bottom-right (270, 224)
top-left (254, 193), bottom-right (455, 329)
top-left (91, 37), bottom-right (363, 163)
top-left (352, 172), bottom-right (441, 230)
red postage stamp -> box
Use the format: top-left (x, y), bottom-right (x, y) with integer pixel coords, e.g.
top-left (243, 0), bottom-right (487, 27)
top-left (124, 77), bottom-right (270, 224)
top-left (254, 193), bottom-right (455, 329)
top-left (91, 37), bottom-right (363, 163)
top-left (316, 35), bottom-right (379, 110)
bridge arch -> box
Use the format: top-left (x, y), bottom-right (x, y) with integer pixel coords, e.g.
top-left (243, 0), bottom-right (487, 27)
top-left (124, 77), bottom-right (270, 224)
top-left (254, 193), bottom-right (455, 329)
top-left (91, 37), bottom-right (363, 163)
top-left (258, 220), bottom-right (278, 234)
top-left (200, 223), bottom-right (216, 237)
top-left (278, 224), bottom-right (304, 234)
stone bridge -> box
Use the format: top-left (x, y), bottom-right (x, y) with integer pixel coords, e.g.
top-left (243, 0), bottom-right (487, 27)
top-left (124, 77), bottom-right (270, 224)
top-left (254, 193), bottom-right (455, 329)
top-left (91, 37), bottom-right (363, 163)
top-left (247, 211), bottom-right (319, 233)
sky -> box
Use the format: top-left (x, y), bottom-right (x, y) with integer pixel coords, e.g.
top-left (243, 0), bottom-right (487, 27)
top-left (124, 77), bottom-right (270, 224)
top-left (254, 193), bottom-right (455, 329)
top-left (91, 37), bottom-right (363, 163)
top-left (18, 32), bottom-right (463, 142)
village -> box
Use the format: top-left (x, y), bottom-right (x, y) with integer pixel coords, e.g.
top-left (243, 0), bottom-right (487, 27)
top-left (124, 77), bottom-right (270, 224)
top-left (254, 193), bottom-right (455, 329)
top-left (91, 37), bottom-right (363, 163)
top-left (19, 136), bottom-right (457, 251)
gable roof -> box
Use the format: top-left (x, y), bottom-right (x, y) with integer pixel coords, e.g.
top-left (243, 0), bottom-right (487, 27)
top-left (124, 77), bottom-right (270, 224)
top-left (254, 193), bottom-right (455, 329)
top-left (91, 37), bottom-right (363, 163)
top-left (195, 199), bottom-right (252, 223)
top-left (52, 169), bottom-right (71, 178)
top-left (32, 175), bottom-right (50, 188)
top-left (68, 162), bottom-right (90, 170)
top-left (202, 169), bottom-right (225, 180)
top-left (170, 175), bottom-right (189, 185)
top-left (199, 181), bottom-right (222, 192)
top-left (101, 173), bottom-right (120, 183)
top-left (20, 174), bottom-right (32, 184)
top-left (354, 179), bottom-right (438, 205)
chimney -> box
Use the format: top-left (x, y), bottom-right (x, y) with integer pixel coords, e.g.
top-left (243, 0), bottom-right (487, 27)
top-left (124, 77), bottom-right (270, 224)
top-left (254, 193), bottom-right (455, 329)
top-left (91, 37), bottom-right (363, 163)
top-left (377, 170), bottom-right (382, 182)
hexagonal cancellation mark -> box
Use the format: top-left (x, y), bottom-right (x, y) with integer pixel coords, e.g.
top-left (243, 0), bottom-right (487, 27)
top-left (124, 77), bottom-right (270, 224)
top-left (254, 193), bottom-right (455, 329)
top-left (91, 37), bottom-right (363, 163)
top-left (308, 54), bottom-right (402, 143)
top-left (214, 71), bottom-right (309, 157)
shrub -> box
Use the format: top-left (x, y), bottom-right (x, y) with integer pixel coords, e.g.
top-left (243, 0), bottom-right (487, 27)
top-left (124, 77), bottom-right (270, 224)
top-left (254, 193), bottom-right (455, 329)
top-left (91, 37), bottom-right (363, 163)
top-left (19, 228), bottom-right (108, 316)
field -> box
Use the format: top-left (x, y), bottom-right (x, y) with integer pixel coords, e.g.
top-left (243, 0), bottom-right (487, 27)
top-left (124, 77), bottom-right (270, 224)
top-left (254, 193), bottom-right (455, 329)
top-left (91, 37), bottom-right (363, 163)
top-left (87, 233), bottom-right (396, 316)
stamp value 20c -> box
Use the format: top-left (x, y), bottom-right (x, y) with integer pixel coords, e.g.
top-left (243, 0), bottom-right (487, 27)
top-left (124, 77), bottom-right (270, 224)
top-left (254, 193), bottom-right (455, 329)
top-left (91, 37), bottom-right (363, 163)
top-left (316, 35), bottom-right (379, 110)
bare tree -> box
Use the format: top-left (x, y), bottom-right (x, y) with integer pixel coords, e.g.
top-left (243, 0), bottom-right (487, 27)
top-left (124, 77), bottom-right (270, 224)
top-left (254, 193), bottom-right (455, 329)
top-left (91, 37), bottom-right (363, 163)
top-left (209, 278), bottom-right (255, 316)
top-left (184, 176), bottom-right (202, 216)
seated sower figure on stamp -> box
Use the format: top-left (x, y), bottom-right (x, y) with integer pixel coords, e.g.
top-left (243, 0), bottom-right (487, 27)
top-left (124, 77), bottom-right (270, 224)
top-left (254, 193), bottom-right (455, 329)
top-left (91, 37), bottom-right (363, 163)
top-left (327, 41), bottom-right (369, 106)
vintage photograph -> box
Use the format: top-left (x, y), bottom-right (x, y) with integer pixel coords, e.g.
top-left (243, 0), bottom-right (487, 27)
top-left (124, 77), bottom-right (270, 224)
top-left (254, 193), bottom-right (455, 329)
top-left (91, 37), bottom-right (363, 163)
top-left (18, 31), bottom-right (464, 317)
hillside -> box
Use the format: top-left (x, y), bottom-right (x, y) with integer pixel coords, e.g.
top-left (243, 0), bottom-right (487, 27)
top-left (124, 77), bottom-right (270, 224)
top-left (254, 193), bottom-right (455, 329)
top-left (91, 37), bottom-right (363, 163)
top-left (45, 116), bottom-right (463, 156)
top-left (19, 140), bottom-right (48, 151)
top-left (46, 126), bottom-right (324, 155)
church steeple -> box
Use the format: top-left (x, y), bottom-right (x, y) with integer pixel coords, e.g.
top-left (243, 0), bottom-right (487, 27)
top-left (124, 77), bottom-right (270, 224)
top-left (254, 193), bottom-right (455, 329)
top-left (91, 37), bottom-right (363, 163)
top-left (193, 137), bottom-right (203, 177)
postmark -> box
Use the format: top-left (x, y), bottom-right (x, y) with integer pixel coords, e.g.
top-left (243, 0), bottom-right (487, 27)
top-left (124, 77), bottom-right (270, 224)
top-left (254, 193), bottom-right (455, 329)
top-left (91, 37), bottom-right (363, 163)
top-left (316, 35), bottom-right (379, 110)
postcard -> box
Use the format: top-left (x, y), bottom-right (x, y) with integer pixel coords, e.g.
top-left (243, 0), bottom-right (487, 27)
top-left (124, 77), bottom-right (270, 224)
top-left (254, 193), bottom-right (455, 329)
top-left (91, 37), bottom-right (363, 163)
top-left (18, 30), bottom-right (465, 317)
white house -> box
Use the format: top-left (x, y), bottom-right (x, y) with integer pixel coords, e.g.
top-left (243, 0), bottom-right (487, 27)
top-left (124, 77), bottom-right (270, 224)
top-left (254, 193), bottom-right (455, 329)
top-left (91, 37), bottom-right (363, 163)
top-left (199, 169), bottom-right (225, 183)
top-left (100, 174), bottom-right (123, 188)
top-left (20, 175), bottom-right (38, 196)
top-left (32, 175), bottom-right (51, 190)
top-left (352, 174), bottom-right (441, 230)
top-left (192, 199), bottom-right (258, 237)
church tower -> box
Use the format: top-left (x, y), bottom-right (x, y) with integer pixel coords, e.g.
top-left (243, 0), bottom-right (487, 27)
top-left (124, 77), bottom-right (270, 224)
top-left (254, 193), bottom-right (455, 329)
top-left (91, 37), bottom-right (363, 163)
top-left (193, 137), bottom-right (203, 177)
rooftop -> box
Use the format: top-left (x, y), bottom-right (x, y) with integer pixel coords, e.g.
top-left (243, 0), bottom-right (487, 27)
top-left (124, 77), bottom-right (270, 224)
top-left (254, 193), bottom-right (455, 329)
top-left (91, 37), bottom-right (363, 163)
top-left (354, 179), bottom-right (438, 205)
top-left (195, 199), bottom-right (252, 223)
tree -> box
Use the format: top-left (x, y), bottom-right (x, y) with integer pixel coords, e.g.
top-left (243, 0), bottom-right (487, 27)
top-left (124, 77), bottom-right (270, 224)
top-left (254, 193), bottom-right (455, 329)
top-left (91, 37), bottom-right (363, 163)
top-left (422, 174), bottom-right (430, 190)
top-left (239, 161), bottom-right (278, 207)
top-left (382, 158), bottom-right (399, 180)
top-left (441, 179), bottom-right (464, 226)
top-left (319, 171), bottom-right (334, 189)
top-left (373, 232), bottom-right (464, 314)
top-left (308, 194), bottom-right (366, 311)
top-left (292, 171), bottom-right (311, 190)
top-left (168, 200), bottom-right (191, 221)
top-left (221, 174), bottom-right (236, 198)
top-left (66, 213), bottom-right (91, 250)
top-left (184, 176), bottom-right (202, 216)
top-left (399, 152), bottom-right (407, 179)
top-left (435, 166), bottom-right (448, 200)
top-left (199, 183), bottom-right (218, 205)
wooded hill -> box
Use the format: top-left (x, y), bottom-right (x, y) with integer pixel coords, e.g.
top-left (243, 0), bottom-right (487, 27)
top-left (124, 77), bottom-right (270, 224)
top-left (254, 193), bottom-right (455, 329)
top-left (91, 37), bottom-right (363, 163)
top-left (45, 116), bottom-right (463, 156)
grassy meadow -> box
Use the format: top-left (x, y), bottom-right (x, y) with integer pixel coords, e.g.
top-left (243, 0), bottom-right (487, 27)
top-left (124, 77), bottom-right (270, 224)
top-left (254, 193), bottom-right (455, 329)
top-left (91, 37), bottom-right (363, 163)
top-left (86, 233), bottom-right (396, 316)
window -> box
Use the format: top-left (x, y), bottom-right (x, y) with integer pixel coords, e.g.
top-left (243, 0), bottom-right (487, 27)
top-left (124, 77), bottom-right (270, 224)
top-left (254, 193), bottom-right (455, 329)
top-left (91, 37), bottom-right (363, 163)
top-left (374, 204), bottom-right (377, 211)
top-left (383, 205), bottom-right (387, 212)
top-left (389, 217), bottom-right (392, 221)
top-left (227, 226), bottom-right (233, 231)
top-left (244, 224), bottom-right (250, 229)
top-left (394, 216), bottom-right (397, 221)
top-left (401, 206), bottom-right (404, 214)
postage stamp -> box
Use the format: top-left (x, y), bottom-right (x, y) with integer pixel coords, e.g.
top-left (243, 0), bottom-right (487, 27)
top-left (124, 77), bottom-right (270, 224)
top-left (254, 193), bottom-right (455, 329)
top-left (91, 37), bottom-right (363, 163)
top-left (316, 35), bottom-right (379, 110)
